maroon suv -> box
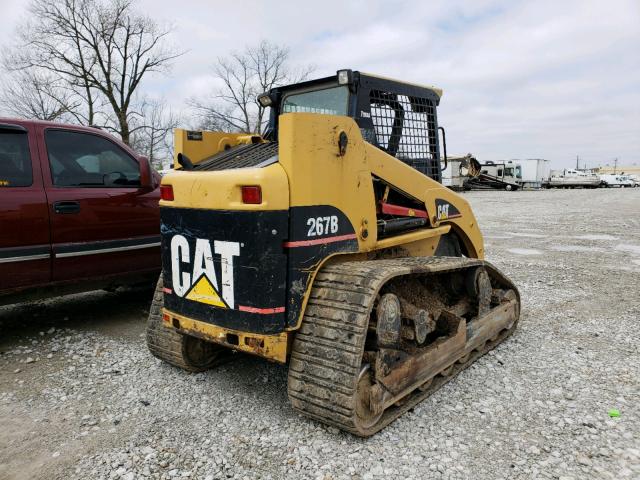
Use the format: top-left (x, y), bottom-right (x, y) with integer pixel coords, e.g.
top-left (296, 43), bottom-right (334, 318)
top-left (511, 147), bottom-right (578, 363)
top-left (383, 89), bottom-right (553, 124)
top-left (0, 119), bottom-right (161, 305)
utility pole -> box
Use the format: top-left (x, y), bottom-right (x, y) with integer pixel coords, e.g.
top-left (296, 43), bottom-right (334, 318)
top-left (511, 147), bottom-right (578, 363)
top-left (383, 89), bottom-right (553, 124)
top-left (614, 158), bottom-right (618, 174)
top-left (576, 155), bottom-right (580, 170)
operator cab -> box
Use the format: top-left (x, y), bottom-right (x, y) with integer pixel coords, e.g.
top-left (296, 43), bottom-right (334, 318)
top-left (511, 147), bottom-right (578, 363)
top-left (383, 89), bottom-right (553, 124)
top-left (259, 69), bottom-right (445, 182)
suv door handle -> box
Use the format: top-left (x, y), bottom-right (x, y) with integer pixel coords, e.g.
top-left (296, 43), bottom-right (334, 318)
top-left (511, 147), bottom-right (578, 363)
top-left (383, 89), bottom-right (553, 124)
top-left (53, 201), bottom-right (81, 214)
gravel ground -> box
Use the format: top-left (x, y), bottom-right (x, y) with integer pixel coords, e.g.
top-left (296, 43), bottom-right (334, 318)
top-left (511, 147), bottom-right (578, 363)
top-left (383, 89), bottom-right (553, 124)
top-left (1, 188), bottom-right (639, 480)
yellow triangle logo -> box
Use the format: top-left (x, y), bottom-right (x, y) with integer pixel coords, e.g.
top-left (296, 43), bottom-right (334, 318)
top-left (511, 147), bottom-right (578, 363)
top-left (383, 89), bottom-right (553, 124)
top-left (185, 275), bottom-right (227, 308)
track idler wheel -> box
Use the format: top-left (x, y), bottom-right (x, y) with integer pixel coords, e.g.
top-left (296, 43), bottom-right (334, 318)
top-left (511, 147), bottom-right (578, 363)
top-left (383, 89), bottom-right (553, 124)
top-left (376, 294), bottom-right (402, 348)
top-left (466, 267), bottom-right (492, 316)
top-left (355, 365), bottom-right (384, 429)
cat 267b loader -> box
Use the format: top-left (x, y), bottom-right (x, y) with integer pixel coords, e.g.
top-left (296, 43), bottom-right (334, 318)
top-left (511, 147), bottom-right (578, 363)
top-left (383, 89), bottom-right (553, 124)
top-left (147, 69), bottom-right (520, 436)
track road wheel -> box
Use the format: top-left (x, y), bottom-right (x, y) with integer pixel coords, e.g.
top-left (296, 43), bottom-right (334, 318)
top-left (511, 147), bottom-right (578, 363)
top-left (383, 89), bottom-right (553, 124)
top-left (457, 353), bottom-right (471, 364)
top-left (440, 365), bottom-right (454, 377)
top-left (355, 365), bottom-right (384, 430)
top-left (418, 378), bottom-right (433, 392)
top-left (146, 275), bottom-right (225, 372)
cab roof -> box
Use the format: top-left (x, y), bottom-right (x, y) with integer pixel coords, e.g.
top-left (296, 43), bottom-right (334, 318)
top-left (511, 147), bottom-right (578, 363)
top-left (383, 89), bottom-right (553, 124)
top-left (270, 69), bottom-right (443, 100)
top-left (358, 72), bottom-right (443, 99)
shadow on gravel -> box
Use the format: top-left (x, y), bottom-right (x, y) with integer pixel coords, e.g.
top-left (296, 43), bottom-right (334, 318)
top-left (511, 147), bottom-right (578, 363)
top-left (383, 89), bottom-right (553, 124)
top-left (0, 287), bottom-right (155, 348)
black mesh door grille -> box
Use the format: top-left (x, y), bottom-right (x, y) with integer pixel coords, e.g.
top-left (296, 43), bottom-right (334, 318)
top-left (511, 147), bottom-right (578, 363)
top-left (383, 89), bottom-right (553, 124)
top-left (369, 89), bottom-right (440, 180)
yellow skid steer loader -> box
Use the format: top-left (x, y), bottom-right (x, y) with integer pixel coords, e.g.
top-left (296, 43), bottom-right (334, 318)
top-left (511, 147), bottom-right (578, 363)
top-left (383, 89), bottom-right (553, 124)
top-left (147, 69), bottom-right (520, 436)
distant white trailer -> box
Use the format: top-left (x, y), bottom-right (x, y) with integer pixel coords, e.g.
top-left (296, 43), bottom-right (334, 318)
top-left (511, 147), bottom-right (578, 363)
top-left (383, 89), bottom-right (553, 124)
top-left (516, 159), bottom-right (550, 189)
top-left (476, 159), bottom-right (550, 189)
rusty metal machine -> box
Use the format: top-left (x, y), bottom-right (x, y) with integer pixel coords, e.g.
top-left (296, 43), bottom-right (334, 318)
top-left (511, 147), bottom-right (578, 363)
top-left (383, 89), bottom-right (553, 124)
top-left (147, 69), bottom-right (520, 436)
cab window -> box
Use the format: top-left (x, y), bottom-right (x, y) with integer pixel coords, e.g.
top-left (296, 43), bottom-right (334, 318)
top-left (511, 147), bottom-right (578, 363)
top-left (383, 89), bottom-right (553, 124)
top-left (46, 130), bottom-right (140, 188)
top-left (0, 130), bottom-right (32, 187)
top-left (282, 86), bottom-right (349, 115)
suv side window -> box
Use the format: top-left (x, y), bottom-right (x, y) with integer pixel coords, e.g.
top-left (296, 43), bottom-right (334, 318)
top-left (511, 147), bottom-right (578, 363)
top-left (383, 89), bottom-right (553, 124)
top-left (0, 130), bottom-right (32, 187)
top-left (45, 130), bottom-right (140, 188)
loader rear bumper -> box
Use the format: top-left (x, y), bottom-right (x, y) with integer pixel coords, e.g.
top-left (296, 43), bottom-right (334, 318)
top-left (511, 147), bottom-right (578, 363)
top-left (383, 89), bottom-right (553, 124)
top-left (161, 308), bottom-right (289, 362)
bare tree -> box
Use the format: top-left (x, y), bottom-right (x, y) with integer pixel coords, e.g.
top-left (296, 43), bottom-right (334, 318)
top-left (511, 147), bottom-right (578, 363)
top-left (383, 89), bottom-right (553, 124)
top-left (0, 70), bottom-right (77, 121)
top-left (4, 0), bottom-right (181, 144)
top-left (129, 98), bottom-right (180, 169)
top-left (5, 0), bottom-right (101, 125)
top-left (189, 41), bottom-right (314, 134)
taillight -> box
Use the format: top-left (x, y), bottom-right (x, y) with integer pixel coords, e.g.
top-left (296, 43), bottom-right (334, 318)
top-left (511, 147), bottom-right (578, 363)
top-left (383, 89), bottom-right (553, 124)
top-left (160, 184), bottom-right (174, 201)
top-left (241, 186), bottom-right (262, 204)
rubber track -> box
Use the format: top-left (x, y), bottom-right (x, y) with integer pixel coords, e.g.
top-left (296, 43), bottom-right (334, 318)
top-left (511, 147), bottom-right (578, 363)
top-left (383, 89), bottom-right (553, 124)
top-left (146, 276), bottom-right (228, 372)
top-left (287, 256), bottom-right (519, 436)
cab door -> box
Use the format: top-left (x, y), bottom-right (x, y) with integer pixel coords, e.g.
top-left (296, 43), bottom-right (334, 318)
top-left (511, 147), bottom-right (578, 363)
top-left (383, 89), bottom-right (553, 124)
top-left (0, 123), bottom-right (51, 292)
top-left (39, 127), bottom-right (160, 282)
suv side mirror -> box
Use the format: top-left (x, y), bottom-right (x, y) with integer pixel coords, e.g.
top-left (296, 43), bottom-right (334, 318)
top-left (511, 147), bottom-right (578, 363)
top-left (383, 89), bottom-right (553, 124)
top-left (139, 156), bottom-right (154, 190)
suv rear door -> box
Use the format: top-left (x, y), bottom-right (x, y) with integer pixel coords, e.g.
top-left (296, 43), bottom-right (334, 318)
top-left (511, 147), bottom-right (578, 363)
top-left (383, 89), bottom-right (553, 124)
top-left (39, 127), bottom-right (160, 283)
top-left (0, 123), bottom-right (51, 292)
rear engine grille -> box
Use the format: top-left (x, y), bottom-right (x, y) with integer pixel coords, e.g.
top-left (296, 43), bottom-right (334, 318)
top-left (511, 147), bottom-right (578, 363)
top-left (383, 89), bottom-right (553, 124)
top-left (194, 142), bottom-right (278, 171)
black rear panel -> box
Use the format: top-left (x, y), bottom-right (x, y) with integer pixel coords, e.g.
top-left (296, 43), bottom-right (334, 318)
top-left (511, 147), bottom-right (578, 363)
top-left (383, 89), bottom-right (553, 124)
top-left (161, 207), bottom-right (288, 334)
top-left (284, 205), bottom-right (359, 328)
top-left (194, 142), bottom-right (278, 171)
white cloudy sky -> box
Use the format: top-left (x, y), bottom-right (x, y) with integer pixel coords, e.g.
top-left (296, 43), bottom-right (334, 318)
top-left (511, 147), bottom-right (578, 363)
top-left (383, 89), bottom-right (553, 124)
top-left (1, 0), bottom-right (639, 168)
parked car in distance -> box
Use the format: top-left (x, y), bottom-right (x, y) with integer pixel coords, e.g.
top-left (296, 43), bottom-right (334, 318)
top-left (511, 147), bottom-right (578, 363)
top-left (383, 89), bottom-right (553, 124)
top-left (599, 174), bottom-right (636, 188)
top-left (0, 118), bottom-right (161, 306)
